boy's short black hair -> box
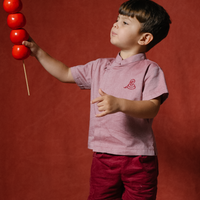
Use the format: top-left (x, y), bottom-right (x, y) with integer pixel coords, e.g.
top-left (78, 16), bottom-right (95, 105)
top-left (119, 0), bottom-right (171, 51)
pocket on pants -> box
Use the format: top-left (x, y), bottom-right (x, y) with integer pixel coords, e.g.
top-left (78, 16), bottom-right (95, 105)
top-left (139, 156), bottom-right (158, 175)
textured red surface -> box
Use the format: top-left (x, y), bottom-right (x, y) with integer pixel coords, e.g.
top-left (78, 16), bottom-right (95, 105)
top-left (1, 0), bottom-right (200, 199)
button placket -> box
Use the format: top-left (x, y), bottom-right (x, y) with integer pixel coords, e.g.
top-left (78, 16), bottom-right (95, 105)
top-left (101, 62), bottom-right (110, 90)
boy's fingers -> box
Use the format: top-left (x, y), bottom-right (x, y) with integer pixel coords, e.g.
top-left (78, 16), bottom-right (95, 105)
top-left (22, 36), bottom-right (35, 47)
top-left (91, 96), bottom-right (103, 104)
top-left (92, 89), bottom-right (107, 104)
top-left (99, 89), bottom-right (106, 96)
top-left (22, 40), bottom-right (31, 47)
top-left (95, 111), bottom-right (107, 117)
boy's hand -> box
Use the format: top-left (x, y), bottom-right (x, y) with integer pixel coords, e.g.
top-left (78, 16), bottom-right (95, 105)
top-left (91, 89), bottom-right (121, 117)
top-left (22, 37), bottom-right (40, 57)
top-left (91, 89), bottom-right (161, 119)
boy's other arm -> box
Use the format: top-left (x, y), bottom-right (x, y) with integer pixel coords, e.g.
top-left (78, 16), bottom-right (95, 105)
top-left (91, 89), bottom-right (161, 119)
top-left (22, 38), bottom-right (75, 83)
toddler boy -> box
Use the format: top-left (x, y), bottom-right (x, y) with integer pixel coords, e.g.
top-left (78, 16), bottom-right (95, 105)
top-left (23, 0), bottom-right (171, 199)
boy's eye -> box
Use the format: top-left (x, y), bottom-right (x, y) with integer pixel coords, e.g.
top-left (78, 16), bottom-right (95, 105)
top-left (123, 21), bottom-right (128, 25)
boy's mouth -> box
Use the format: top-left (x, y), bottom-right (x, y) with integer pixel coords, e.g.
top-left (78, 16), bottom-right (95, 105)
top-left (111, 31), bottom-right (117, 36)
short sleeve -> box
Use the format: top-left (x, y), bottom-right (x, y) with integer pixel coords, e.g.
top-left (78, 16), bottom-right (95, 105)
top-left (70, 60), bottom-right (97, 90)
top-left (142, 63), bottom-right (168, 104)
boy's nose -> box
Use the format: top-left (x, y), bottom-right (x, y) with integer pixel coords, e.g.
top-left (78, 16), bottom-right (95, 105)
top-left (113, 22), bottom-right (118, 28)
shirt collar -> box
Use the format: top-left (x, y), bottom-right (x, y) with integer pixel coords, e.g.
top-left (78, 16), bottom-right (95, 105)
top-left (115, 52), bottom-right (146, 66)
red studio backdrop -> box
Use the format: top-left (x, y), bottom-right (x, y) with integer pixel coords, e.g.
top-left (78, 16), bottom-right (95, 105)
top-left (0, 0), bottom-right (200, 199)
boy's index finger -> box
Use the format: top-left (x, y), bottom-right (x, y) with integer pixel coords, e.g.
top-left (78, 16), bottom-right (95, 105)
top-left (91, 96), bottom-right (104, 104)
top-left (95, 111), bottom-right (107, 117)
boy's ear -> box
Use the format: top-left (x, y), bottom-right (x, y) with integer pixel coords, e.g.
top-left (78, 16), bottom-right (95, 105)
top-left (138, 33), bottom-right (153, 46)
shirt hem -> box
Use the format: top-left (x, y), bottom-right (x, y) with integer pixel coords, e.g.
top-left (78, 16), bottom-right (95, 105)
top-left (88, 146), bottom-right (156, 156)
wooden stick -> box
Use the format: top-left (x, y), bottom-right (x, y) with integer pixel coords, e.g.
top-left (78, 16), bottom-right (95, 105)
top-left (23, 60), bottom-right (30, 96)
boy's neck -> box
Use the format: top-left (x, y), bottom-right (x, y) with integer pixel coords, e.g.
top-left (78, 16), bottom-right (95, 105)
top-left (120, 49), bottom-right (145, 60)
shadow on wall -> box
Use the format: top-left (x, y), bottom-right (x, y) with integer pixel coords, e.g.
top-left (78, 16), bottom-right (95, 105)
top-left (153, 113), bottom-right (200, 200)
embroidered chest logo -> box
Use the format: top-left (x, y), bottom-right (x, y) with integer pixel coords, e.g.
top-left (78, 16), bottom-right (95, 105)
top-left (124, 79), bottom-right (136, 90)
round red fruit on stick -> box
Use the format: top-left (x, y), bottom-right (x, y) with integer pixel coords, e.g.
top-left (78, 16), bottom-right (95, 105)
top-left (7, 12), bottom-right (26, 29)
top-left (12, 45), bottom-right (30, 60)
top-left (3, 0), bottom-right (23, 14)
top-left (10, 28), bottom-right (29, 45)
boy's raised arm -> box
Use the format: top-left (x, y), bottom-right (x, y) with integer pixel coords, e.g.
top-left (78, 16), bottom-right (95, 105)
top-left (22, 38), bottom-right (75, 83)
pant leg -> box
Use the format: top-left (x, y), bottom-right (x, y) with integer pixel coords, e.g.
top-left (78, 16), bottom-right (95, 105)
top-left (122, 156), bottom-right (158, 200)
top-left (88, 153), bottom-right (124, 200)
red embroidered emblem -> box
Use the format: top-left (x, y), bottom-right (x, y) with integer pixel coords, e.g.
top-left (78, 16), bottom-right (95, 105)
top-left (124, 79), bottom-right (136, 90)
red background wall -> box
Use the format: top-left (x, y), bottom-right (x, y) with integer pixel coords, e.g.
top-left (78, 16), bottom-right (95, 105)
top-left (1, 0), bottom-right (200, 199)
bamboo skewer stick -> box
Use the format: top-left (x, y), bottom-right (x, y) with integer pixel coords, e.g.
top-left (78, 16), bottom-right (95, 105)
top-left (23, 60), bottom-right (30, 96)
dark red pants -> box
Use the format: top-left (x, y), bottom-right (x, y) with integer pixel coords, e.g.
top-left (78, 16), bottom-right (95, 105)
top-left (88, 153), bottom-right (158, 200)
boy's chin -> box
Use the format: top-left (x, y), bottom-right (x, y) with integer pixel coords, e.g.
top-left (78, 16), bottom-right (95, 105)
top-left (110, 39), bottom-right (121, 49)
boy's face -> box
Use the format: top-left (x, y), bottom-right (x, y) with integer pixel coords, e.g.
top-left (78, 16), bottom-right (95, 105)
top-left (110, 14), bottom-right (143, 51)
